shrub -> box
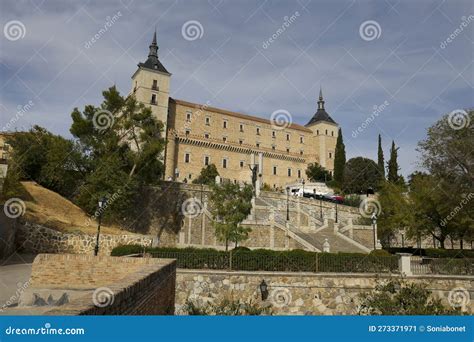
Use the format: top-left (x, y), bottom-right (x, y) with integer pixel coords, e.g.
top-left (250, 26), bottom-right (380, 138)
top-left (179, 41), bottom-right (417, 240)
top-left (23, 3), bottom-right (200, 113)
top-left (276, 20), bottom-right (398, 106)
top-left (370, 249), bottom-right (392, 257)
top-left (182, 297), bottom-right (272, 316)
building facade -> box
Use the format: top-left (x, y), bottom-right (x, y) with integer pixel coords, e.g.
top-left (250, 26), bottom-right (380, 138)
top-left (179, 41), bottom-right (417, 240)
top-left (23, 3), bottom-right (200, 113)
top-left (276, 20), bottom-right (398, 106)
top-left (131, 32), bottom-right (339, 189)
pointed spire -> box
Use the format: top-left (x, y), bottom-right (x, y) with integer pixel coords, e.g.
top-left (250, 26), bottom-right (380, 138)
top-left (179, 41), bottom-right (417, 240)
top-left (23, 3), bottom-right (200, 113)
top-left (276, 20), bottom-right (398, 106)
top-left (318, 86), bottom-right (325, 110)
top-left (148, 29), bottom-right (158, 58)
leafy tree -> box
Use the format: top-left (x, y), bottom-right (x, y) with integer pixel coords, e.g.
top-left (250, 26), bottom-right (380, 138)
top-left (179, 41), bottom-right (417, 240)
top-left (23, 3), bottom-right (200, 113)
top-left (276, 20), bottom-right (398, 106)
top-left (387, 140), bottom-right (400, 184)
top-left (377, 134), bottom-right (385, 181)
top-left (6, 126), bottom-right (84, 198)
top-left (70, 86), bottom-right (165, 222)
top-left (192, 164), bottom-right (219, 185)
top-left (306, 163), bottom-right (332, 182)
top-left (209, 182), bottom-right (253, 251)
top-left (333, 128), bottom-right (346, 185)
top-left (359, 278), bottom-right (457, 315)
top-left (343, 157), bottom-right (380, 193)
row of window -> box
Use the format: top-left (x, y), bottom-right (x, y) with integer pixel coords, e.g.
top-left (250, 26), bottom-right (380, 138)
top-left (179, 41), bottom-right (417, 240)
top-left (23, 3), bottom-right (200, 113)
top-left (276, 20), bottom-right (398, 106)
top-left (184, 153), bottom-right (304, 177)
top-left (186, 111), bottom-right (306, 143)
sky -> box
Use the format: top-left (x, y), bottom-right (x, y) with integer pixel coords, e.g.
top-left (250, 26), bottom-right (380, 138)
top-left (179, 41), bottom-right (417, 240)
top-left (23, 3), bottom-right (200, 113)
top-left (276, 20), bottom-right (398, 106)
top-left (0, 0), bottom-right (473, 177)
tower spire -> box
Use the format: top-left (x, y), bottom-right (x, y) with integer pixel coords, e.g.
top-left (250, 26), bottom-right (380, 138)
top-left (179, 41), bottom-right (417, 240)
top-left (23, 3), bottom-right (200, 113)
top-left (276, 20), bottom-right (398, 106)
top-left (318, 86), bottom-right (325, 110)
top-left (148, 29), bottom-right (158, 58)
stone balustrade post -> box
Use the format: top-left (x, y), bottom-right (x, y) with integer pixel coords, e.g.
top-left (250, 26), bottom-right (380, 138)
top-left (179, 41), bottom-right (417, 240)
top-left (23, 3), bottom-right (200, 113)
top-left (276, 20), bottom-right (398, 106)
top-left (397, 253), bottom-right (413, 276)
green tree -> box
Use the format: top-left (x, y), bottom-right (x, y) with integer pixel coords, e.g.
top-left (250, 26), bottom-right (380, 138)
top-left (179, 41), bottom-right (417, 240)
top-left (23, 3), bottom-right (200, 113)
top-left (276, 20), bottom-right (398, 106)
top-left (192, 164), bottom-right (219, 185)
top-left (70, 86), bottom-right (165, 222)
top-left (377, 134), bottom-right (385, 181)
top-left (359, 278), bottom-right (457, 315)
top-left (6, 126), bottom-right (84, 198)
top-left (387, 140), bottom-right (400, 183)
top-left (343, 157), bottom-right (380, 193)
top-left (333, 128), bottom-right (346, 186)
top-left (209, 182), bottom-right (253, 250)
top-left (306, 163), bottom-right (332, 182)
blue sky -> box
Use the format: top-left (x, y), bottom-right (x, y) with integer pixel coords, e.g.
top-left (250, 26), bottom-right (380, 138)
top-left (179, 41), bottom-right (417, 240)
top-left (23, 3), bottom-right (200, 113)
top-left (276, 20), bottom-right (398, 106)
top-left (0, 0), bottom-right (473, 177)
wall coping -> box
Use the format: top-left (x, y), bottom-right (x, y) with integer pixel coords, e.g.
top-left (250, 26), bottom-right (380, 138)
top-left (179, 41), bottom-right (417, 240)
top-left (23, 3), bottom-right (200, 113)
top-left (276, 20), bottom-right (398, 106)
top-left (176, 268), bottom-right (474, 281)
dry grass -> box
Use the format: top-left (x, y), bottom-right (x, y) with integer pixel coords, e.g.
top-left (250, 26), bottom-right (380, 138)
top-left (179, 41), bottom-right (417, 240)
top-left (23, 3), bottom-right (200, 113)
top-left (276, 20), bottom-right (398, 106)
top-left (21, 181), bottom-right (129, 235)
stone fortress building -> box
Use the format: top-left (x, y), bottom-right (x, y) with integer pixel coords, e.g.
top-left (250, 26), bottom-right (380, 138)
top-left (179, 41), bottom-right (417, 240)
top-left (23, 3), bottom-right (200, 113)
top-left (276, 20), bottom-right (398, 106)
top-left (132, 31), bottom-right (339, 189)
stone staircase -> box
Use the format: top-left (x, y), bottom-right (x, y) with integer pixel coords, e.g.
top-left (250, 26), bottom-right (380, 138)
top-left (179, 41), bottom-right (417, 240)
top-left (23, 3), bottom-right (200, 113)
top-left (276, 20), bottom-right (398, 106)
top-left (250, 195), bottom-right (371, 253)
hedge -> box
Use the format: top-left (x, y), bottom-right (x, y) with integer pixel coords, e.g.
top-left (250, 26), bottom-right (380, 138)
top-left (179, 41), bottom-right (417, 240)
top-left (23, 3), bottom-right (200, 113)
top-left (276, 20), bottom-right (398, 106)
top-left (111, 245), bottom-right (399, 273)
top-left (384, 247), bottom-right (474, 258)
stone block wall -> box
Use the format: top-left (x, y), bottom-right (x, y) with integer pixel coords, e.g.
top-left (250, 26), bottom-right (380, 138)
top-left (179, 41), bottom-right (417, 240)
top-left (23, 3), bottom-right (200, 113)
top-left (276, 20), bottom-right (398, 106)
top-left (16, 222), bottom-right (153, 256)
top-left (14, 254), bottom-right (176, 315)
top-left (176, 269), bottom-right (474, 315)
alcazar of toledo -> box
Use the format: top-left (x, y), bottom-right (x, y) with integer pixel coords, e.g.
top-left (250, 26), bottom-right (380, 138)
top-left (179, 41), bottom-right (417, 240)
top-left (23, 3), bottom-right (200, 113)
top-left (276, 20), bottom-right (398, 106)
top-left (132, 32), bottom-right (338, 189)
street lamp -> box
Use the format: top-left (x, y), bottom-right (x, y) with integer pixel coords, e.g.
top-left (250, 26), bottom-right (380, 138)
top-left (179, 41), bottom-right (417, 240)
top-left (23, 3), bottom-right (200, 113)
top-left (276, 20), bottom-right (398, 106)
top-left (259, 279), bottom-right (268, 301)
top-left (399, 229), bottom-right (405, 248)
top-left (286, 186), bottom-right (290, 221)
top-left (94, 196), bottom-right (107, 256)
top-left (302, 179), bottom-right (305, 196)
top-left (335, 201), bottom-right (338, 223)
top-left (319, 194), bottom-right (323, 219)
top-left (371, 212), bottom-right (377, 251)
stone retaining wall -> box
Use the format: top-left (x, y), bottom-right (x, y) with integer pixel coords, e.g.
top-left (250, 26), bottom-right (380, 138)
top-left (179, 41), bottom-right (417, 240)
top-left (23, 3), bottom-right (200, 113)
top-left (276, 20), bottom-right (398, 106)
top-left (176, 269), bottom-right (474, 315)
top-left (11, 254), bottom-right (176, 315)
top-left (16, 222), bottom-right (153, 256)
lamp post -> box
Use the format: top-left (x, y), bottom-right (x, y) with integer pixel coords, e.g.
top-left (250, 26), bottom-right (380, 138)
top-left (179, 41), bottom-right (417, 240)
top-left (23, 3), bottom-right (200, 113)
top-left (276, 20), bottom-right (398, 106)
top-left (371, 213), bottom-right (377, 251)
top-left (94, 196), bottom-right (107, 256)
top-left (259, 279), bottom-right (268, 301)
top-left (320, 195), bottom-right (323, 219)
top-left (286, 186), bottom-right (290, 221)
top-left (335, 201), bottom-right (338, 223)
top-left (302, 179), bottom-right (305, 196)
top-left (399, 229), bottom-right (405, 248)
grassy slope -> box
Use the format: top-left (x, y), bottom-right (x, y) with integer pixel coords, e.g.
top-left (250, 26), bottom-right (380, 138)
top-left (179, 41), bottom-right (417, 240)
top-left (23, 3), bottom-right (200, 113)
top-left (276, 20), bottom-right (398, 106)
top-left (21, 181), bottom-right (130, 235)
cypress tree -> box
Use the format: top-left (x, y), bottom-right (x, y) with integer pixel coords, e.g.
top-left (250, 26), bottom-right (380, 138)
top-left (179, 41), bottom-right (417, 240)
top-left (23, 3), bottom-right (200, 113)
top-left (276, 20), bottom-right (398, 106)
top-left (377, 134), bottom-right (385, 180)
top-left (333, 128), bottom-right (346, 185)
top-left (387, 140), bottom-right (400, 183)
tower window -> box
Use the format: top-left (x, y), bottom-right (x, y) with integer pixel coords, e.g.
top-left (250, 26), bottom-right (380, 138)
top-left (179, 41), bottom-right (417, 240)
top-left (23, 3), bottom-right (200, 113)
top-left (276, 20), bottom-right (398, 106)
top-left (286, 148), bottom-right (290, 153)
top-left (317, 130), bottom-right (319, 135)
top-left (272, 145), bottom-right (275, 150)
top-left (297, 169), bottom-right (301, 178)
top-left (222, 158), bottom-right (228, 169)
top-left (239, 124), bottom-right (244, 132)
top-left (325, 129), bottom-right (328, 135)
top-left (300, 136), bottom-right (304, 143)
top-left (272, 131), bottom-right (276, 138)
top-left (239, 139), bottom-right (243, 145)
top-left (205, 117), bottom-right (210, 125)
top-left (273, 166), bottom-right (277, 175)
top-left (256, 127), bottom-right (260, 135)
top-left (256, 142), bottom-right (260, 148)
top-left (223, 120), bottom-right (228, 129)
top-left (185, 129), bottom-right (190, 136)
top-left (204, 156), bottom-right (209, 166)
top-left (152, 79), bottom-right (158, 90)
top-left (287, 168), bottom-right (292, 177)
top-left (223, 136), bottom-right (227, 143)
top-left (204, 133), bottom-right (210, 139)
top-left (186, 111), bottom-right (192, 121)
top-left (286, 134), bottom-right (290, 141)
top-left (240, 161), bottom-right (244, 168)
top-left (184, 153), bottom-right (190, 163)
top-left (151, 94), bottom-right (157, 105)
top-left (331, 131), bottom-right (334, 136)
top-left (329, 152), bottom-right (332, 159)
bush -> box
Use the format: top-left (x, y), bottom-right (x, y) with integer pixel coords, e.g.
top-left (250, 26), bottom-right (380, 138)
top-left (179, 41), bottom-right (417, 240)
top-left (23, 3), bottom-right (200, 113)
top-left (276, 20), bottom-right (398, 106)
top-left (111, 245), bottom-right (399, 273)
top-left (384, 247), bottom-right (474, 258)
top-left (370, 249), bottom-right (392, 257)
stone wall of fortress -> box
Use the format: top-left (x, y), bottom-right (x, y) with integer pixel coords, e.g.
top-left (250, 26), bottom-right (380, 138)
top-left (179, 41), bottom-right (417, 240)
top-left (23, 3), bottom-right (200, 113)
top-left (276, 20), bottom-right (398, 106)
top-left (164, 99), bottom-right (338, 188)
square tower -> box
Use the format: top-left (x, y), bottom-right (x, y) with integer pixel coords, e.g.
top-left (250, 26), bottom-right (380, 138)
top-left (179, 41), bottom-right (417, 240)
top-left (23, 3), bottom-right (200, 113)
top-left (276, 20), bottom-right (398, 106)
top-left (130, 31), bottom-right (171, 133)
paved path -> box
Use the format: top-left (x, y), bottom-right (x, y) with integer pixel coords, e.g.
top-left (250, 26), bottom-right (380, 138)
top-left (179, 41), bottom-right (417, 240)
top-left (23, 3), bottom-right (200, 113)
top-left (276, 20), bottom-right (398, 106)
top-left (0, 254), bottom-right (35, 312)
